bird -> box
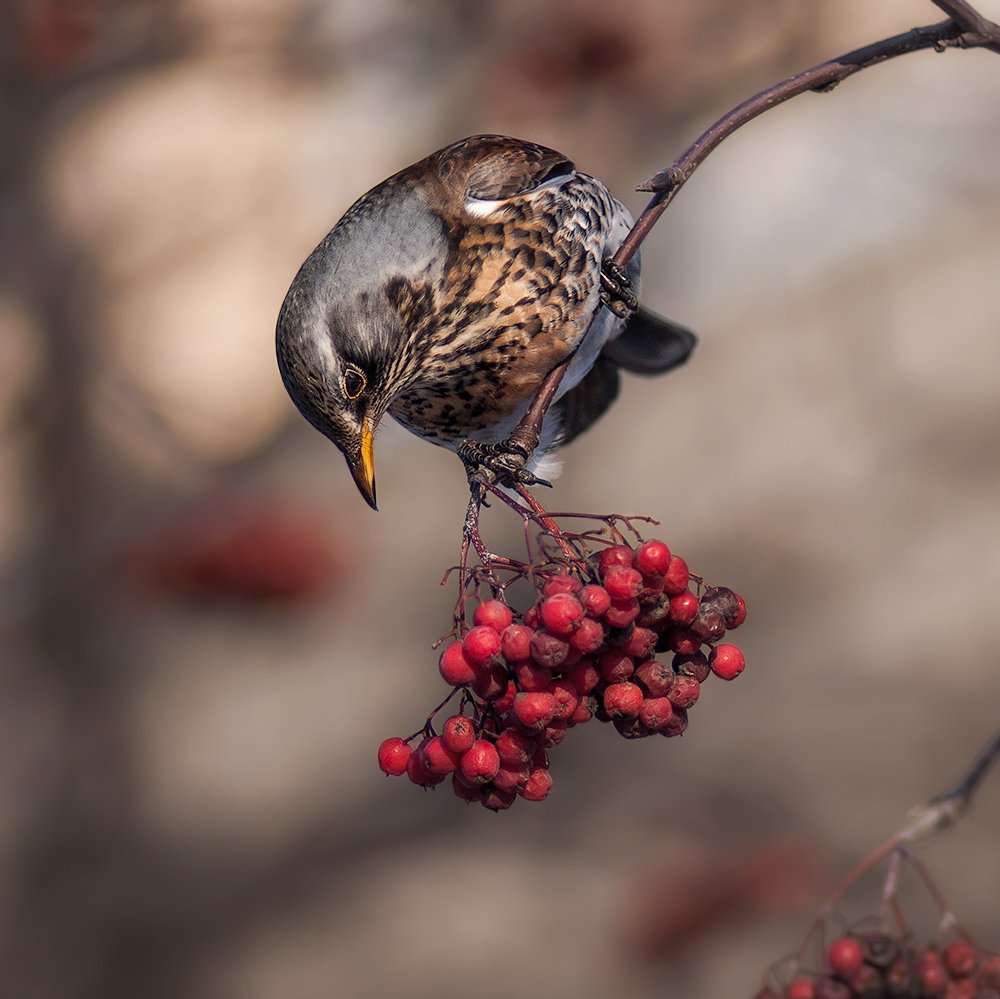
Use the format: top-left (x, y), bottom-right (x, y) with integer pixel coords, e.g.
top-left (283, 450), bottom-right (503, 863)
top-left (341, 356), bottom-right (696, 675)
top-left (276, 134), bottom-right (696, 510)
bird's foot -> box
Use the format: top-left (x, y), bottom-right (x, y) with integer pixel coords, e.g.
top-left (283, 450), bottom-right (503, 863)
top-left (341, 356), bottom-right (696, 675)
top-left (600, 257), bottom-right (638, 318)
top-left (458, 430), bottom-right (551, 490)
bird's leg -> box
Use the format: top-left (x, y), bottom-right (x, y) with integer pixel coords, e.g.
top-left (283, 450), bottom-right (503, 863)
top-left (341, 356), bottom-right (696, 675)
top-left (457, 432), bottom-right (551, 489)
top-left (599, 257), bottom-right (637, 318)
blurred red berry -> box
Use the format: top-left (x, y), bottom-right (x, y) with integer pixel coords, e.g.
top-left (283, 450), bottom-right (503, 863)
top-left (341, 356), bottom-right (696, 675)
top-left (811, 977), bottom-right (850, 999)
top-left (451, 773), bottom-right (482, 802)
top-left (943, 941), bottom-right (979, 978)
top-left (564, 659), bottom-right (600, 694)
top-left (492, 765), bottom-right (530, 793)
top-left (826, 937), bottom-right (865, 978)
top-left (785, 979), bottom-right (815, 999)
top-left (492, 679), bottom-right (517, 713)
top-left (377, 737), bottom-right (411, 776)
top-left (407, 747), bottom-right (446, 787)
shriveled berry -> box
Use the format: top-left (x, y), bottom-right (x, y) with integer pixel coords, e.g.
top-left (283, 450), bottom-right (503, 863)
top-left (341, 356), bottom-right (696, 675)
top-left (500, 624), bottom-right (534, 662)
top-left (614, 716), bottom-right (654, 739)
top-left (668, 674), bottom-right (700, 709)
top-left (598, 545), bottom-right (633, 576)
top-left (661, 705), bottom-right (688, 737)
top-left (634, 659), bottom-right (673, 698)
top-left (519, 767), bottom-right (553, 801)
top-left (480, 785), bottom-right (516, 811)
top-left (709, 643), bottom-right (746, 680)
top-left (512, 691), bottom-right (557, 732)
top-left (473, 599), bottom-right (513, 632)
top-left (459, 739), bottom-right (501, 784)
top-left (603, 681), bottom-right (643, 719)
top-left (663, 554), bottom-right (690, 595)
top-left (530, 630), bottom-right (570, 669)
top-left (549, 679), bottom-right (580, 720)
top-left (495, 727), bottom-right (535, 766)
top-left (673, 652), bottom-right (710, 681)
top-left (542, 573), bottom-right (582, 597)
top-left (377, 737), bottom-right (411, 776)
top-left (538, 718), bottom-right (568, 748)
top-left (579, 583), bottom-right (612, 618)
top-left (633, 539), bottom-right (671, 576)
top-left (636, 597), bottom-right (671, 629)
top-left (564, 660), bottom-right (600, 694)
top-left (690, 608), bottom-right (726, 641)
top-left (604, 598), bottom-right (640, 628)
top-left (827, 937), bottom-right (865, 979)
top-left (540, 593), bottom-right (586, 635)
top-left (463, 625), bottom-right (502, 665)
top-left (471, 661), bottom-right (509, 701)
top-left (421, 735), bottom-right (460, 776)
top-left (514, 661), bottom-right (553, 692)
top-left (599, 649), bottom-right (635, 683)
top-left (638, 696), bottom-right (673, 730)
top-left (492, 764), bottom-right (530, 793)
top-left (439, 641), bottom-right (477, 686)
top-left (568, 616), bottom-right (605, 653)
top-left (603, 564), bottom-right (644, 601)
top-left (943, 941), bottom-right (978, 978)
top-left (441, 715), bottom-right (476, 755)
top-left (668, 591), bottom-right (700, 625)
top-left (620, 625), bottom-right (657, 661)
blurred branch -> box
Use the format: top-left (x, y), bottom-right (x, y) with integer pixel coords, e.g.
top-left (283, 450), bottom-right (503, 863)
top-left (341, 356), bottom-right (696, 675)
top-left (614, 3), bottom-right (1000, 268)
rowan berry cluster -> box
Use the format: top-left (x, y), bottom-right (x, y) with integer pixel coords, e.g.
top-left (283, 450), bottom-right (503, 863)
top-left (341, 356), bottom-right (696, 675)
top-left (378, 527), bottom-right (747, 810)
top-left (757, 931), bottom-right (1000, 999)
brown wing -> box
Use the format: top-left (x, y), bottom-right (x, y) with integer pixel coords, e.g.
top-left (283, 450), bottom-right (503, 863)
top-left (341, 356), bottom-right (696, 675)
top-left (552, 355), bottom-right (621, 447)
top-left (459, 135), bottom-right (575, 201)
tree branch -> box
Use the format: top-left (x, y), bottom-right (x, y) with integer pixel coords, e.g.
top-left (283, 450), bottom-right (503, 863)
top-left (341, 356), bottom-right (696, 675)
top-left (613, 5), bottom-right (1000, 270)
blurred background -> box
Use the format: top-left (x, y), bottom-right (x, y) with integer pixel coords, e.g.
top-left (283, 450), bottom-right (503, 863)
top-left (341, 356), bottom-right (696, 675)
top-left (2, 0), bottom-right (999, 996)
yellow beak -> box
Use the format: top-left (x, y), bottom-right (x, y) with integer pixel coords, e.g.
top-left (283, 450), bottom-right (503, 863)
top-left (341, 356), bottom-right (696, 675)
top-left (348, 417), bottom-right (377, 510)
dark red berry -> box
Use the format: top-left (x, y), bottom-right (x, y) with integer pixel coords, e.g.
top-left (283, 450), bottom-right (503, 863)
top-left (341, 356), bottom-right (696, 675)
top-left (598, 545), bottom-right (633, 576)
top-left (407, 746), bottom-right (446, 787)
top-left (635, 597), bottom-right (671, 629)
top-left (811, 977), bottom-right (850, 999)
top-left (496, 728), bottom-right (535, 766)
top-left (728, 592), bottom-right (747, 628)
top-left (827, 937), bottom-right (865, 979)
top-left (471, 661), bottom-right (509, 701)
top-left (492, 680), bottom-right (517, 713)
top-left (604, 598), bottom-right (640, 628)
top-left (634, 659), bottom-right (673, 698)
top-left (548, 679), bottom-right (580, 720)
top-left (662, 554), bottom-right (690, 595)
top-left (540, 593), bottom-right (586, 635)
top-left (377, 737), bottom-right (411, 776)
top-left (918, 954), bottom-right (948, 995)
top-left (523, 603), bottom-right (541, 629)
top-left (620, 626), bottom-right (657, 661)
top-left (542, 573), bottom-right (582, 597)
top-left (512, 691), bottom-right (557, 732)
top-left (661, 705), bottom-right (688, 737)
top-left (668, 591), bottom-right (700, 625)
top-left (538, 718), bottom-right (568, 748)
top-left (459, 739), bottom-right (501, 784)
top-left (441, 715), bottom-right (475, 755)
top-left (451, 772), bottom-right (482, 802)
top-left (439, 641), bottom-right (477, 686)
top-left (667, 674), bottom-right (700, 709)
top-left (633, 539), bottom-right (671, 576)
top-left (603, 681), bottom-right (643, 719)
top-left (638, 696), bottom-right (673, 730)
top-left (421, 735), bottom-right (460, 776)
top-left (603, 564), bottom-right (644, 601)
top-left (480, 785), bottom-right (517, 811)
top-left (529, 630), bottom-right (570, 669)
top-left (579, 584), bottom-right (612, 618)
top-left (564, 659), bottom-right (600, 694)
top-left (665, 626), bottom-right (701, 655)
top-left (473, 599), bottom-right (513, 632)
top-left (709, 643), bottom-right (746, 680)
top-left (568, 696), bottom-right (595, 725)
top-left (599, 649), bottom-right (635, 683)
top-left (690, 608), bottom-right (726, 641)
top-left (500, 624), bottom-right (534, 662)
top-left (514, 661), bottom-right (553, 692)
top-left (944, 980), bottom-right (977, 999)
top-left (519, 767), bottom-right (553, 801)
top-left (492, 765), bottom-right (530, 793)
top-left (568, 616), bottom-right (605, 653)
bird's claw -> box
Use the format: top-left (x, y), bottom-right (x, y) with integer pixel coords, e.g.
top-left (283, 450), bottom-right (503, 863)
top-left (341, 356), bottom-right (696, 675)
top-left (458, 438), bottom-right (551, 489)
top-left (600, 257), bottom-right (637, 318)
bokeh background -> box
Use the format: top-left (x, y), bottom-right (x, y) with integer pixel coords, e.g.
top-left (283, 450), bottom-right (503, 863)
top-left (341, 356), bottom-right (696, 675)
top-left (2, 1), bottom-right (999, 996)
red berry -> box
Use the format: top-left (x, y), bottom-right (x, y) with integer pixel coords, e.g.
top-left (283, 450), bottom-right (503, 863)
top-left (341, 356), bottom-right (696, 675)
top-left (785, 980), bottom-right (815, 999)
top-left (598, 545), bottom-right (633, 576)
top-left (519, 766), bottom-right (553, 801)
top-left (495, 728), bottom-right (535, 766)
top-left (512, 691), bottom-right (557, 732)
top-left (945, 980), bottom-right (977, 999)
top-left (471, 661), bottom-right (509, 701)
top-left (451, 772), bottom-right (482, 802)
top-left (548, 679), bottom-right (580, 720)
top-left (514, 661), bottom-right (553, 692)
top-left (538, 718), bottom-right (568, 748)
top-left (666, 626), bottom-right (701, 655)
top-left (811, 977), bottom-right (849, 999)
top-left (691, 608), bottom-right (726, 642)
top-left (603, 681), bottom-right (643, 719)
top-left (604, 598), bottom-right (640, 628)
top-left (599, 649), bottom-right (634, 683)
top-left (463, 625), bottom-right (502, 665)
top-left (579, 584), bottom-right (611, 618)
top-left (523, 603), bottom-right (542, 629)
top-left (638, 696), bottom-right (673, 730)
top-left (492, 764), bottom-right (530, 793)
top-left (568, 696), bottom-right (595, 725)
top-left (492, 680), bottom-right (517, 714)
top-left (480, 785), bottom-right (517, 811)
top-left (633, 539), bottom-right (671, 577)
top-left (441, 715), bottom-right (476, 755)
top-left (500, 624), bottom-right (534, 662)
top-left (473, 599), bottom-right (513, 632)
top-left (530, 746), bottom-right (549, 769)
top-left (407, 746), bottom-right (445, 787)
top-left (663, 554), bottom-right (690, 595)
top-left (668, 591), bottom-right (700, 625)
top-left (540, 593), bottom-right (586, 635)
top-left (709, 643), bottom-right (746, 680)
top-left (568, 616), bottom-right (605, 653)
top-left (667, 674), bottom-right (700, 709)
top-left (619, 626), bottom-right (656, 660)
top-left (918, 954), bottom-right (948, 994)
top-left (421, 735), bottom-right (460, 776)
top-left (439, 641), bottom-right (477, 686)
top-left (634, 659), bottom-right (673, 698)
top-left (943, 940), bottom-right (979, 978)
top-left (662, 705), bottom-right (688, 737)
top-left (827, 937), bottom-right (865, 978)
top-left (459, 739), bottom-right (501, 785)
top-left (542, 573), bottom-right (582, 597)
top-left (603, 564), bottom-right (644, 601)
top-left (377, 737), bottom-right (411, 776)
top-left (728, 592), bottom-right (747, 628)
top-left (529, 630), bottom-right (570, 669)
top-left (564, 660), bottom-right (600, 694)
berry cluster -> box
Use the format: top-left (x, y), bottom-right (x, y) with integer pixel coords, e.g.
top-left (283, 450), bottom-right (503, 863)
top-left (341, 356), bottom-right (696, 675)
top-left (378, 531), bottom-right (747, 810)
top-left (757, 932), bottom-right (1000, 999)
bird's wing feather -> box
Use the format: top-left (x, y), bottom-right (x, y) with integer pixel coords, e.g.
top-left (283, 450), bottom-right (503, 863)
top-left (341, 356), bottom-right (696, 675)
top-left (603, 306), bottom-right (697, 375)
top-left (552, 355), bottom-right (621, 447)
top-left (464, 140), bottom-right (575, 201)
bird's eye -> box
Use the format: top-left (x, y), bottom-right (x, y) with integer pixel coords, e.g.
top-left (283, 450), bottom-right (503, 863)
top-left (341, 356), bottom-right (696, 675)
top-left (342, 368), bottom-right (366, 400)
